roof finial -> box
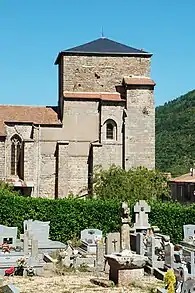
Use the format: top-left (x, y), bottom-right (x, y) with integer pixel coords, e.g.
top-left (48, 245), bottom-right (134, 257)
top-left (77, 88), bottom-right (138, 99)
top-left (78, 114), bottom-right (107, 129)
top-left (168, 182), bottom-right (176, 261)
top-left (101, 26), bottom-right (105, 39)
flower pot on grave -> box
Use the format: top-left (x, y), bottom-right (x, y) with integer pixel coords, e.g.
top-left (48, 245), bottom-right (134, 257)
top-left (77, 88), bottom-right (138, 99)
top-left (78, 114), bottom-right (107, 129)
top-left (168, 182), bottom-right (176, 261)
top-left (15, 267), bottom-right (24, 276)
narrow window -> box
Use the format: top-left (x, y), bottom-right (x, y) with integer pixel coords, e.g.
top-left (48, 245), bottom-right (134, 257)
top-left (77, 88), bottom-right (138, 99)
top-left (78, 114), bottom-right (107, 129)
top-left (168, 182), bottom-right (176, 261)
top-left (10, 135), bottom-right (23, 178)
top-left (106, 123), bottom-right (114, 139)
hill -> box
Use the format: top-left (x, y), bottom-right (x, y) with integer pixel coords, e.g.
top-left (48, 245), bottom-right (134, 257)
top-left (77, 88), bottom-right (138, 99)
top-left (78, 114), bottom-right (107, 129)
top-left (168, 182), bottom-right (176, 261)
top-left (155, 89), bottom-right (195, 176)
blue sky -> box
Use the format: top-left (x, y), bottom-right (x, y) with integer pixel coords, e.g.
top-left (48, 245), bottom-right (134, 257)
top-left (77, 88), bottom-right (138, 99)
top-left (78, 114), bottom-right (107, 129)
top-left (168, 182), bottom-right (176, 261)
top-left (0, 0), bottom-right (194, 107)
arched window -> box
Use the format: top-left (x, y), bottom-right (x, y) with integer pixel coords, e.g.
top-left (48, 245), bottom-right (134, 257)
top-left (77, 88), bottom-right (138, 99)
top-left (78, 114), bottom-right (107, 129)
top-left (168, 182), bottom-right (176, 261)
top-left (105, 119), bottom-right (117, 140)
top-left (11, 135), bottom-right (24, 178)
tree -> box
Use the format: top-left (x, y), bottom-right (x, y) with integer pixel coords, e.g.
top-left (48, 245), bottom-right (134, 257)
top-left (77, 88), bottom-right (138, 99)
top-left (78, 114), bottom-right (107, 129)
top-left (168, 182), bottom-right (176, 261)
top-left (156, 89), bottom-right (195, 176)
top-left (93, 165), bottom-right (171, 201)
top-left (0, 181), bottom-right (20, 197)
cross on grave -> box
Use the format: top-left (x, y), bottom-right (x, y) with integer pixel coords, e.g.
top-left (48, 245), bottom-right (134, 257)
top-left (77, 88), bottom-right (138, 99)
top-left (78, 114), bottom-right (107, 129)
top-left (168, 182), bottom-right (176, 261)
top-left (112, 239), bottom-right (118, 252)
top-left (133, 200), bottom-right (151, 231)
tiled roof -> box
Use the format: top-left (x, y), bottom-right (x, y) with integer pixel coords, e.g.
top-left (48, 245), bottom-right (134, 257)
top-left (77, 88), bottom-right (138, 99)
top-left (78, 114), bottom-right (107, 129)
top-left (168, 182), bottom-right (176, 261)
top-left (0, 105), bottom-right (61, 136)
top-left (63, 92), bottom-right (124, 102)
top-left (123, 77), bottom-right (156, 86)
top-left (55, 38), bottom-right (152, 64)
top-left (169, 173), bottom-right (195, 183)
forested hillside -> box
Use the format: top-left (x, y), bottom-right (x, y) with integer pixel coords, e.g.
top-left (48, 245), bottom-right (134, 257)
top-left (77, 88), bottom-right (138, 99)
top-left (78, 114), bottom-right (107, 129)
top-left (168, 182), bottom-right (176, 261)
top-left (155, 89), bottom-right (195, 176)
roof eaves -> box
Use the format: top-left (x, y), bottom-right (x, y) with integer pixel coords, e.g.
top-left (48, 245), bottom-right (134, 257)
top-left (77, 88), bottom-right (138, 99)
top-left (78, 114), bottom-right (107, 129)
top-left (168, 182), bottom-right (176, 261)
top-left (55, 51), bottom-right (153, 64)
top-left (5, 121), bottom-right (61, 126)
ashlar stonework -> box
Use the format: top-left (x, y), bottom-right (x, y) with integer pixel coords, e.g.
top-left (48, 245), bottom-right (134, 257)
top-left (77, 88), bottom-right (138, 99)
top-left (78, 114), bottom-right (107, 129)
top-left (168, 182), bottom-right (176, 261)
top-left (0, 37), bottom-right (155, 197)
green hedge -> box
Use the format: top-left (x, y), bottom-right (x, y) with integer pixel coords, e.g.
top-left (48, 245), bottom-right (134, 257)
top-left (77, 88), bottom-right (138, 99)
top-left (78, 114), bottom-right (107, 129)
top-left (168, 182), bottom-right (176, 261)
top-left (1, 193), bottom-right (195, 244)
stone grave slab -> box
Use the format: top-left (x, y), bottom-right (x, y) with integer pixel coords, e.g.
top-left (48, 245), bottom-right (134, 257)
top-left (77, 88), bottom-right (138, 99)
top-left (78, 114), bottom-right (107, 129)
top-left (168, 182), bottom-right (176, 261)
top-left (80, 229), bottom-right (102, 254)
top-left (164, 243), bottom-right (174, 269)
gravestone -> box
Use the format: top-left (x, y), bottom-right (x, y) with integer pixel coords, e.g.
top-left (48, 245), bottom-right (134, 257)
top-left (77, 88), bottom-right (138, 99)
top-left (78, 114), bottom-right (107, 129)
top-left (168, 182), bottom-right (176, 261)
top-left (133, 200), bottom-right (151, 231)
top-left (106, 233), bottom-right (120, 254)
top-left (24, 220), bottom-right (50, 242)
top-left (183, 224), bottom-right (195, 240)
top-left (96, 241), bottom-right (105, 271)
top-left (164, 243), bottom-right (174, 269)
top-left (136, 233), bottom-right (145, 255)
top-left (81, 229), bottom-right (102, 243)
top-left (147, 235), bottom-right (155, 267)
top-left (23, 219), bottom-right (66, 252)
top-left (80, 229), bottom-right (102, 254)
top-left (182, 248), bottom-right (195, 278)
top-left (0, 225), bottom-right (17, 246)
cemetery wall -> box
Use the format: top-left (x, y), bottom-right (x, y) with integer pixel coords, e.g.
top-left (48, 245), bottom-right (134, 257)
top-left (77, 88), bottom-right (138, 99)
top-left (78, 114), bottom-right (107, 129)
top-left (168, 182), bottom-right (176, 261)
top-left (62, 55), bottom-right (151, 92)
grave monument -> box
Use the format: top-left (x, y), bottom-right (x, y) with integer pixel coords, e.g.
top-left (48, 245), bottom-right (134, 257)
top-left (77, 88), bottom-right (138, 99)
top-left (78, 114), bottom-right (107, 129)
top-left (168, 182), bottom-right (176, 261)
top-left (105, 202), bottom-right (148, 285)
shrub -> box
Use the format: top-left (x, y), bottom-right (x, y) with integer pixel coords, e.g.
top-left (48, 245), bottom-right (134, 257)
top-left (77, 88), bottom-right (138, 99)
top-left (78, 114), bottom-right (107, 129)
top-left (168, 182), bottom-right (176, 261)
top-left (0, 190), bottom-right (194, 244)
top-left (93, 166), bottom-right (171, 201)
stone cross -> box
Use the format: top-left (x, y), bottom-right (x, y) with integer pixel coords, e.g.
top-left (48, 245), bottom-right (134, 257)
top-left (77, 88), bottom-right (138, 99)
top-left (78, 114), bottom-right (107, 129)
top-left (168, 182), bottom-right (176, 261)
top-left (133, 200), bottom-right (151, 231)
top-left (112, 239), bottom-right (118, 252)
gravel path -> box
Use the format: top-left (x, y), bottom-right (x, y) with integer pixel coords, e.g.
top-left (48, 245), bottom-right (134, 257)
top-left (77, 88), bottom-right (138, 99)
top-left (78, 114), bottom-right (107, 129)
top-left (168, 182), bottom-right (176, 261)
top-left (2, 272), bottom-right (163, 293)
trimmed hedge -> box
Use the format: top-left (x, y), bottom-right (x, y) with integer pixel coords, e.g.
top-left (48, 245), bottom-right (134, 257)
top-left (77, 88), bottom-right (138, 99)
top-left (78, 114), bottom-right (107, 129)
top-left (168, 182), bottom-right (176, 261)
top-left (1, 193), bottom-right (195, 244)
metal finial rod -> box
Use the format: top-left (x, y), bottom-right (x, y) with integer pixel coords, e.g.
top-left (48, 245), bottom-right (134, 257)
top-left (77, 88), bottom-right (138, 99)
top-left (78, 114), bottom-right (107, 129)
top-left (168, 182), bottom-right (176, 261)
top-left (101, 27), bottom-right (105, 38)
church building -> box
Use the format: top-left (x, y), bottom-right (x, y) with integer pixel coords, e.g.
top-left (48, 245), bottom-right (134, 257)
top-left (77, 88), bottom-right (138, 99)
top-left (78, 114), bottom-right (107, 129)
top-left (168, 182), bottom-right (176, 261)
top-left (0, 37), bottom-right (155, 198)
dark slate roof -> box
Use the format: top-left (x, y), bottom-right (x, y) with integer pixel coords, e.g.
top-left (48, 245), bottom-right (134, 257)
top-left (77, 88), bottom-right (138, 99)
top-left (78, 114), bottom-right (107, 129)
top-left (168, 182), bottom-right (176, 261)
top-left (55, 38), bottom-right (152, 64)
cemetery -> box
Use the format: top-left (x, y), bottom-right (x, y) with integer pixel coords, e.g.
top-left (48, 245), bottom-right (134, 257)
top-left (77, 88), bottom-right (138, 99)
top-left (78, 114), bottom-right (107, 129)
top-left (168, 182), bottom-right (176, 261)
top-left (1, 201), bottom-right (195, 292)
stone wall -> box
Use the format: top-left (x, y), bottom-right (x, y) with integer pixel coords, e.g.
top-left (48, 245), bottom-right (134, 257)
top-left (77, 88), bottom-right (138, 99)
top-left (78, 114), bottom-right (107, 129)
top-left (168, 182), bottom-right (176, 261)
top-left (63, 55), bottom-right (151, 92)
top-left (125, 87), bottom-right (155, 170)
top-left (100, 102), bottom-right (124, 144)
top-left (93, 143), bottom-right (123, 170)
top-left (57, 142), bottom-right (69, 198)
top-left (62, 100), bottom-right (99, 141)
top-left (4, 124), bottom-right (33, 179)
top-left (39, 141), bottom-right (56, 198)
top-left (24, 141), bottom-right (35, 182)
top-left (67, 141), bottom-right (90, 195)
top-left (0, 140), bottom-right (5, 178)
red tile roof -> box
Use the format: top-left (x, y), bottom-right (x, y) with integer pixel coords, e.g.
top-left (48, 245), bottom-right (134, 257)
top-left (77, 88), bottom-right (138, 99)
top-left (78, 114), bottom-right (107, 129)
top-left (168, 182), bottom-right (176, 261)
top-left (0, 105), bottom-right (61, 136)
top-left (63, 92), bottom-right (124, 101)
top-left (123, 77), bottom-right (156, 86)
